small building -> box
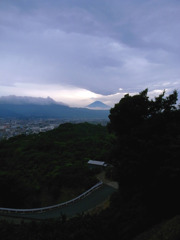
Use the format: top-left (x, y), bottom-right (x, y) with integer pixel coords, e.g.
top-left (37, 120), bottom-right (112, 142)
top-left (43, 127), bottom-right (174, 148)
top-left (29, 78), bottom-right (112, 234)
top-left (88, 160), bottom-right (107, 169)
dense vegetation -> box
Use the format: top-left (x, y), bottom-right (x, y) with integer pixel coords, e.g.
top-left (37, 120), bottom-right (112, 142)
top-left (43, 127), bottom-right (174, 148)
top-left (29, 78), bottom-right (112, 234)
top-left (108, 89), bottom-right (180, 219)
top-left (0, 122), bottom-right (113, 208)
top-left (1, 89), bottom-right (180, 240)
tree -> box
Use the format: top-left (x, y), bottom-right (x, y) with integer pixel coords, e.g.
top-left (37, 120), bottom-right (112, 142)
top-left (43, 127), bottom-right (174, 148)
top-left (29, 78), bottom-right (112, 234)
top-left (108, 88), bottom-right (180, 221)
top-left (108, 89), bottom-right (178, 135)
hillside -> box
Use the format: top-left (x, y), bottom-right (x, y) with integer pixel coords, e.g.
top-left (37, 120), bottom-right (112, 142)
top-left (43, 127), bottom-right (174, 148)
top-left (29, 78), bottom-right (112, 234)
top-left (0, 122), bottom-right (113, 208)
top-left (133, 215), bottom-right (180, 240)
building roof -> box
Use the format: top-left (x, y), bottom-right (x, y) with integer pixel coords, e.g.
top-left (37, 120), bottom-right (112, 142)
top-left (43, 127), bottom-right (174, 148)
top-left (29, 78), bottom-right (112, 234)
top-left (88, 160), bottom-right (107, 167)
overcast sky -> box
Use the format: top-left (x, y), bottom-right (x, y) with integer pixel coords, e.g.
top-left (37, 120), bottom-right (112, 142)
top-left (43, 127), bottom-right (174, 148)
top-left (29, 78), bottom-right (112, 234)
top-left (0, 0), bottom-right (180, 107)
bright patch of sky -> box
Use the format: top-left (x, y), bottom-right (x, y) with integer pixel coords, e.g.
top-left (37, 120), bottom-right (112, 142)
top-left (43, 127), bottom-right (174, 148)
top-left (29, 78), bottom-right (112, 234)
top-left (0, 0), bottom-right (180, 107)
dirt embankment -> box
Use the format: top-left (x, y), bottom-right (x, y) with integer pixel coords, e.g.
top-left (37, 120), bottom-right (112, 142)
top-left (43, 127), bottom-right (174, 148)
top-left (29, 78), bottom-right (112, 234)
top-left (96, 171), bottom-right (119, 190)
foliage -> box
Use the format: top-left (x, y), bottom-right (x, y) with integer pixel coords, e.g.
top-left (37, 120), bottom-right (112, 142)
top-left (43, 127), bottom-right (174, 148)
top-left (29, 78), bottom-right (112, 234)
top-left (107, 89), bottom-right (180, 236)
top-left (0, 122), bottom-right (113, 208)
top-left (108, 89), bottom-right (178, 135)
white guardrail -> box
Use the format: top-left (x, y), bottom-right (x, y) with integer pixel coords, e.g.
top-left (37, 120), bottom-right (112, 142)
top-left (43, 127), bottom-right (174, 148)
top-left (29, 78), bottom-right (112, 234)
top-left (0, 181), bottom-right (103, 214)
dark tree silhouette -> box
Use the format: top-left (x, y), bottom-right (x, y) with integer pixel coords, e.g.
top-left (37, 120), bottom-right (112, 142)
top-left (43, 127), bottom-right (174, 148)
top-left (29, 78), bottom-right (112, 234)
top-left (108, 89), bottom-right (178, 135)
top-left (108, 89), bottom-right (180, 222)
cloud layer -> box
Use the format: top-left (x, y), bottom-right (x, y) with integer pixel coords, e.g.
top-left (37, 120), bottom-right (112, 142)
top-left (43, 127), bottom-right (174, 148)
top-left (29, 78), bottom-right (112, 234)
top-left (0, 0), bottom-right (180, 106)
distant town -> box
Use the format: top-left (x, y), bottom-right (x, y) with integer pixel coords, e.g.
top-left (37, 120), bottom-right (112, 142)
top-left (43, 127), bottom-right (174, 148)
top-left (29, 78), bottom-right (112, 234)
top-left (0, 118), bottom-right (108, 140)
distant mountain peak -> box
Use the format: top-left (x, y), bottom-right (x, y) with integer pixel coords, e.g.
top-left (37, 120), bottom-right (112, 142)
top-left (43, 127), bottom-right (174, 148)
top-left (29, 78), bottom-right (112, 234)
top-left (86, 101), bottom-right (110, 110)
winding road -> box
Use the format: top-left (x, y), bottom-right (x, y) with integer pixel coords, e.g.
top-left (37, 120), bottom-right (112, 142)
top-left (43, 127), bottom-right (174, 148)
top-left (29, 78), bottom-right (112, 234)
top-left (0, 172), bottom-right (118, 221)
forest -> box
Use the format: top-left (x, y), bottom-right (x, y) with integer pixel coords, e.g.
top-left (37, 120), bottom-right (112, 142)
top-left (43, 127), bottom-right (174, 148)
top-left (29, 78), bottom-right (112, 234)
top-left (0, 122), bottom-right (113, 208)
top-left (1, 89), bottom-right (180, 240)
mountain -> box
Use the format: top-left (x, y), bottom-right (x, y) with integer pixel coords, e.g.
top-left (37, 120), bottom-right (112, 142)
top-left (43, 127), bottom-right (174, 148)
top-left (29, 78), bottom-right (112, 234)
top-left (0, 96), bottom-right (109, 120)
top-left (86, 101), bottom-right (111, 110)
top-left (0, 95), bottom-right (66, 106)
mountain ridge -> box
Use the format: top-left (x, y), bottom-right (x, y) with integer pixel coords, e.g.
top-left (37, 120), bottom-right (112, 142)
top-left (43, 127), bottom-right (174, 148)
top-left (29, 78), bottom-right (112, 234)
top-left (0, 95), bottom-right (67, 106)
top-left (0, 103), bottom-right (109, 120)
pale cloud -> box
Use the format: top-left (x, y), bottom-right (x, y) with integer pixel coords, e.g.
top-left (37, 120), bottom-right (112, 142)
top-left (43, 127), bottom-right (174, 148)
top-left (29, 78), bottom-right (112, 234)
top-left (0, 82), bottom-right (101, 107)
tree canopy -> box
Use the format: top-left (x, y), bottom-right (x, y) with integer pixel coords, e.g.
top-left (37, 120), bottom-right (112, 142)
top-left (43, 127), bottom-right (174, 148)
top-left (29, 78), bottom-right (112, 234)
top-left (0, 122), bottom-right (113, 208)
top-left (108, 89), bottom-right (178, 135)
top-left (108, 89), bottom-right (180, 223)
